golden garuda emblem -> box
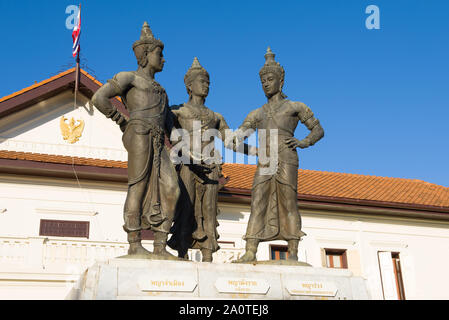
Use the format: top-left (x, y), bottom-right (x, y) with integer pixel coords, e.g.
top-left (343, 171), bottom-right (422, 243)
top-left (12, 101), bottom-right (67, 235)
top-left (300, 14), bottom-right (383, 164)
top-left (60, 116), bottom-right (85, 144)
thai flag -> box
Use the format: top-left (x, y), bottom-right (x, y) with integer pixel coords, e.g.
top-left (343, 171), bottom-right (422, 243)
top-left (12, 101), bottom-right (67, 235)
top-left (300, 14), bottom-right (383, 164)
top-left (72, 4), bottom-right (81, 58)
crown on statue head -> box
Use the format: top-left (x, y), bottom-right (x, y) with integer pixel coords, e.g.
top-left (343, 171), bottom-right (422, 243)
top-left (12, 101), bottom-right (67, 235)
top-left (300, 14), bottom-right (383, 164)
top-left (132, 21), bottom-right (164, 51)
top-left (184, 57), bottom-right (210, 86)
top-left (259, 47), bottom-right (285, 81)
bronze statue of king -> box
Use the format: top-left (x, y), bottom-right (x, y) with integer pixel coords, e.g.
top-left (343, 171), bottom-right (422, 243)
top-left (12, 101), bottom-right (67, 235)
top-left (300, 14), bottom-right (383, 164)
top-left (91, 22), bottom-right (180, 260)
top-left (234, 47), bottom-right (324, 263)
top-left (167, 57), bottom-right (257, 262)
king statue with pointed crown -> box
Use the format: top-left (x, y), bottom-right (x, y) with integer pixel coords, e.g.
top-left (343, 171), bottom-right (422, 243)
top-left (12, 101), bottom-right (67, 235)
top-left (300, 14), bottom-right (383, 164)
top-left (233, 47), bottom-right (325, 263)
top-left (166, 57), bottom-right (257, 262)
top-left (91, 22), bottom-right (181, 260)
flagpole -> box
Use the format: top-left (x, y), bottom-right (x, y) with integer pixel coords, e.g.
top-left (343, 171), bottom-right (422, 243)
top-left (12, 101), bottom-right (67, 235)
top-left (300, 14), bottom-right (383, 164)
top-left (74, 51), bottom-right (80, 109)
top-left (75, 52), bottom-right (80, 92)
top-left (73, 3), bottom-right (81, 110)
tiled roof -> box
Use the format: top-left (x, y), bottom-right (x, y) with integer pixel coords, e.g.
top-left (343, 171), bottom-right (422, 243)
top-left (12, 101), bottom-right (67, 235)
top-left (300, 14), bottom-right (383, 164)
top-left (0, 150), bottom-right (127, 169)
top-left (0, 68), bottom-right (77, 103)
top-left (1, 150), bottom-right (448, 209)
top-left (222, 164), bottom-right (449, 208)
top-left (0, 68), bottom-right (121, 104)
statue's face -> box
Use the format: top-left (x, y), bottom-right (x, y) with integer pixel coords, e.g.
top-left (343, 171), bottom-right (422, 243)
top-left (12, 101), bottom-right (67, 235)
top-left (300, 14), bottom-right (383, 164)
top-left (261, 72), bottom-right (282, 98)
top-left (147, 47), bottom-right (165, 72)
top-left (189, 74), bottom-right (210, 98)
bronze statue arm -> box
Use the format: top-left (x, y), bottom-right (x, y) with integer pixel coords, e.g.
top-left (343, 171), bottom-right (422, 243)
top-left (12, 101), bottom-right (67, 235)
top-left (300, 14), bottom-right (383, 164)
top-left (237, 109), bottom-right (259, 133)
top-left (91, 72), bottom-right (133, 132)
top-left (223, 136), bottom-right (257, 156)
top-left (166, 106), bottom-right (183, 148)
top-left (217, 113), bottom-right (257, 156)
top-left (286, 102), bottom-right (325, 149)
top-left (303, 117), bottom-right (324, 145)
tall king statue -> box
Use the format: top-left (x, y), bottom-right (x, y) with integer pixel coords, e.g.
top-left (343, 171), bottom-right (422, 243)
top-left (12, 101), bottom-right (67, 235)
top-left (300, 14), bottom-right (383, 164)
top-left (91, 22), bottom-right (180, 259)
top-left (167, 57), bottom-right (257, 262)
top-left (234, 47), bottom-right (324, 263)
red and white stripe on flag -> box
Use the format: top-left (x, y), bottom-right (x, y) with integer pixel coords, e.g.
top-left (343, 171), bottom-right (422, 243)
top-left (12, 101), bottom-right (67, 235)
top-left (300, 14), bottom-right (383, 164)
top-left (72, 4), bottom-right (81, 58)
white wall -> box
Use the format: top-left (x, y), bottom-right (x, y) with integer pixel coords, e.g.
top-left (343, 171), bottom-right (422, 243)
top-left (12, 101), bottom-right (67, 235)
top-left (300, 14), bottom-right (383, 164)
top-left (298, 211), bottom-right (449, 300)
top-left (0, 175), bottom-right (127, 242)
top-left (2, 175), bottom-right (449, 299)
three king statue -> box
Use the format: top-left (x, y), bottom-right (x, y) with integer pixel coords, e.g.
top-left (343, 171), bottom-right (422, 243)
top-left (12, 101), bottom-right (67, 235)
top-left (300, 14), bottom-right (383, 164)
top-left (92, 22), bottom-right (324, 263)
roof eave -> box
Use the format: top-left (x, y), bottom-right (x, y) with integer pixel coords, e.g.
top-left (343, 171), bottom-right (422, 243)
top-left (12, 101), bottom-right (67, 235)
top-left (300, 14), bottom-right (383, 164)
top-left (0, 158), bottom-right (127, 183)
top-left (219, 187), bottom-right (449, 220)
top-left (0, 69), bottom-right (127, 119)
top-left (2, 158), bottom-right (448, 220)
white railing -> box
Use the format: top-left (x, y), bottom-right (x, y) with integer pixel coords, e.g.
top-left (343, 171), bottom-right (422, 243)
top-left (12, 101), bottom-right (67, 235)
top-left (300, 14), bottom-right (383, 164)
top-left (0, 237), bottom-right (29, 265)
top-left (0, 236), bottom-right (244, 272)
top-left (43, 238), bottom-right (129, 270)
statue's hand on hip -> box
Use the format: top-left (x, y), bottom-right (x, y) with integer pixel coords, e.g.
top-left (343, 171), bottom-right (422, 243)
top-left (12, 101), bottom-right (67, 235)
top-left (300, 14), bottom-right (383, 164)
top-left (285, 137), bottom-right (309, 149)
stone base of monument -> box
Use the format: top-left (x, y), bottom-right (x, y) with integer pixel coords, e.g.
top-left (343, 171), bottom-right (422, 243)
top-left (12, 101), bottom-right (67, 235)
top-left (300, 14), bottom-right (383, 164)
top-left (67, 258), bottom-right (370, 300)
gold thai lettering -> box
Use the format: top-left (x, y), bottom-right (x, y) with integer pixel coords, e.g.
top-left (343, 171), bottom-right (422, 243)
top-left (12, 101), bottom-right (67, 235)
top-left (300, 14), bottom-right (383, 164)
top-left (227, 280), bottom-right (258, 287)
top-left (292, 289), bottom-right (334, 295)
top-left (301, 282), bottom-right (323, 290)
top-left (150, 279), bottom-right (185, 287)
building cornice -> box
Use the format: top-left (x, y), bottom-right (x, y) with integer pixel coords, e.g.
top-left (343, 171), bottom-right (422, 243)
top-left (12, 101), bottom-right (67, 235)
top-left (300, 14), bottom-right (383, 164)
top-left (1, 157), bottom-right (448, 222)
top-left (219, 187), bottom-right (449, 221)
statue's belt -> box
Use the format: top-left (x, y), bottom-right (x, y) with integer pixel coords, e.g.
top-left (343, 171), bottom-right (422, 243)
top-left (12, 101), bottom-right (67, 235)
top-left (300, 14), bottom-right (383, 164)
top-left (126, 119), bottom-right (164, 136)
top-left (128, 98), bottom-right (164, 113)
top-left (127, 108), bottom-right (165, 128)
top-left (129, 107), bottom-right (164, 119)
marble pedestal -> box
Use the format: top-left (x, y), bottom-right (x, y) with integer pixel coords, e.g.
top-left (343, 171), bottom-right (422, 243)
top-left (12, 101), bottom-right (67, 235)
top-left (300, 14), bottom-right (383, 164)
top-left (67, 258), bottom-right (370, 300)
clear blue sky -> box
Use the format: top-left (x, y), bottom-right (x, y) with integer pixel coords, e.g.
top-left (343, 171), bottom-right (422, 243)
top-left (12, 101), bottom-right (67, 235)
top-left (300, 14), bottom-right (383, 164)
top-left (1, 0), bottom-right (448, 187)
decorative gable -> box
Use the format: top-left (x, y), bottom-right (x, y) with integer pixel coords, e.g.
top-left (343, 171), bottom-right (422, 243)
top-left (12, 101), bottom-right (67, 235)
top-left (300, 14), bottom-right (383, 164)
top-left (0, 69), bottom-right (127, 161)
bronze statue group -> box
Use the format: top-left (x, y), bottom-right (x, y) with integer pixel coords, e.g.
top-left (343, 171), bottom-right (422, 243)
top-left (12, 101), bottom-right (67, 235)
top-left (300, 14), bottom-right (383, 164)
top-left (92, 22), bottom-right (324, 263)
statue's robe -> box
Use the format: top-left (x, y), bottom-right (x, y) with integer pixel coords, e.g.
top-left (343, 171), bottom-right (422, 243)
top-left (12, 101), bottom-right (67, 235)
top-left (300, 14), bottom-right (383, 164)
top-left (239, 99), bottom-right (319, 241)
top-left (167, 103), bottom-right (229, 256)
top-left (110, 71), bottom-right (179, 234)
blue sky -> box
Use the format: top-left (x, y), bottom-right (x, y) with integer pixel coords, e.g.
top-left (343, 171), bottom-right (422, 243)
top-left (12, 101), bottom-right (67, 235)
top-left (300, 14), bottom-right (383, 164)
top-left (1, 0), bottom-right (448, 187)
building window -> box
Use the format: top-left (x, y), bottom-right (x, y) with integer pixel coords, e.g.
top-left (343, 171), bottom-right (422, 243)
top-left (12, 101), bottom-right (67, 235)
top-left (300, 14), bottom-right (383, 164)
top-left (39, 219), bottom-right (89, 238)
top-left (270, 245), bottom-right (289, 260)
top-left (392, 253), bottom-right (406, 300)
top-left (141, 229), bottom-right (154, 240)
top-left (378, 251), bottom-right (406, 300)
top-left (325, 249), bottom-right (348, 269)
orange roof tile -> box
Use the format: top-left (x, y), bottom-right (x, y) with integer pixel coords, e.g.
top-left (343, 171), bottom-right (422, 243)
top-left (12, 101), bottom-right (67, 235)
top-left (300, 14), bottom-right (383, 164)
top-left (0, 68), bottom-right (77, 103)
top-left (0, 68), bottom-right (122, 104)
top-left (0, 150), bottom-right (127, 169)
top-left (1, 149), bottom-right (448, 210)
top-left (80, 69), bottom-right (103, 88)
